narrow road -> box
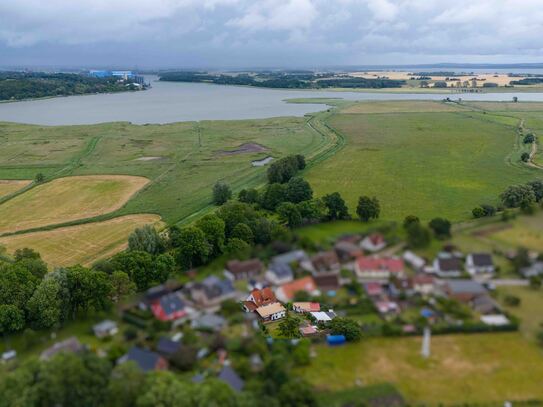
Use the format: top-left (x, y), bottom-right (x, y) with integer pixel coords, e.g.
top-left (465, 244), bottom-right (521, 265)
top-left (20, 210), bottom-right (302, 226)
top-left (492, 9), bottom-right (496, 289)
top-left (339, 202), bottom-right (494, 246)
top-left (490, 279), bottom-right (529, 287)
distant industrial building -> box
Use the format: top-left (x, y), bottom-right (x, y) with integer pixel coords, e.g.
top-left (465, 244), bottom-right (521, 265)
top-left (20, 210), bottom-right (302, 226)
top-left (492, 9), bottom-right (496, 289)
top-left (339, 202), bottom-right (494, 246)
top-left (88, 70), bottom-right (145, 85)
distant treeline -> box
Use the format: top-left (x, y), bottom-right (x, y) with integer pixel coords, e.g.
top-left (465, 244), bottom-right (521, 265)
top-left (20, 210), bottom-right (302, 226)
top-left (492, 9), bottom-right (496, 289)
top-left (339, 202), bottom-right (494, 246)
top-left (0, 72), bottom-right (140, 101)
top-left (411, 71), bottom-right (464, 77)
top-left (159, 71), bottom-right (405, 89)
top-left (510, 77), bottom-right (543, 85)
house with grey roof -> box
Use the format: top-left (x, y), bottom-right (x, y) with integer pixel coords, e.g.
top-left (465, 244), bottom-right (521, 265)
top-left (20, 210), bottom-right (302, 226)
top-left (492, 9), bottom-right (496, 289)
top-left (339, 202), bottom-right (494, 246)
top-left (265, 261), bottom-right (294, 285)
top-left (433, 257), bottom-right (463, 278)
top-left (191, 313), bottom-right (226, 331)
top-left (218, 365), bottom-right (245, 392)
top-left (466, 253), bottom-right (495, 276)
top-left (40, 337), bottom-right (85, 361)
top-left (444, 280), bottom-right (487, 303)
top-left (191, 276), bottom-right (236, 309)
top-left (118, 346), bottom-right (168, 372)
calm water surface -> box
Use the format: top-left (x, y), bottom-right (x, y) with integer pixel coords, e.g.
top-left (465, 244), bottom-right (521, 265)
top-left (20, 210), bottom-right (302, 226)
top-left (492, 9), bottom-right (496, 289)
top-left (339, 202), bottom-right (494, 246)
top-left (2, 76), bottom-right (543, 125)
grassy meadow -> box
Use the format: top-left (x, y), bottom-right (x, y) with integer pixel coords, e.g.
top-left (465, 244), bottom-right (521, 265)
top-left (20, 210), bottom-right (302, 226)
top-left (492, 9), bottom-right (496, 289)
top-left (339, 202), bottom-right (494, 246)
top-left (304, 101), bottom-right (540, 221)
top-left (298, 333), bottom-right (543, 405)
top-left (0, 117), bottom-right (322, 224)
top-left (0, 214), bottom-right (162, 267)
top-left (0, 175), bottom-right (149, 234)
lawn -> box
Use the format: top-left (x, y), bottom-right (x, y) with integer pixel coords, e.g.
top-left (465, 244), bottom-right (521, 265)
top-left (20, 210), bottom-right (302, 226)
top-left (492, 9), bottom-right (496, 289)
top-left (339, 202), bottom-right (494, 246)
top-left (0, 179), bottom-right (30, 198)
top-left (497, 286), bottom-right (543, 343)
top-left (488, 210), bottom-right (543, 251)
top-left (0, 175), bottom-right (149, 234)
top-left (0, 214), bottom-right (162, 267)
top-left (298, 333), bottom-right (543, 405)
top-left (304, 106), bottom-right (539, 221)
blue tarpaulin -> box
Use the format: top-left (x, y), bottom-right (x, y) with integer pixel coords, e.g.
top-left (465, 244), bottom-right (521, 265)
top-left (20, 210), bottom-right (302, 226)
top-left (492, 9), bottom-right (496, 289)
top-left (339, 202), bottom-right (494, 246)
top-left (327, 335), bottom-right (346, 346)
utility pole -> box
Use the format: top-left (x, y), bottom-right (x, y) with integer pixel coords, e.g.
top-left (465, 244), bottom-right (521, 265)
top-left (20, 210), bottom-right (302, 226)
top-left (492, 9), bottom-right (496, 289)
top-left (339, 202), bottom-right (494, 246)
top-left (421, 326), bottom-right (431, 358)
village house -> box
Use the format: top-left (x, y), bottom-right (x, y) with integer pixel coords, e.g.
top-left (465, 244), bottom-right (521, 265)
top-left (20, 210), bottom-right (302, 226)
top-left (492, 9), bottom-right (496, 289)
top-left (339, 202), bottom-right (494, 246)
top-left (412, 274), bottom-right (435, 296)
top-left (243, 287), bottom-right (277, 312)
top-left (40, 337), bottom-right (85, 361)
top-left (520, 262), bottom-right (543, 279)
top-left (313, 273), bottom-right (341, 292)
top-left (360, 233), bottom-right (387, 253)
top-left (364, 281), bottom-right (384, 298)
top-left (403, 250), bottom-right (426, 271)
top-left (444, 279), bottom-right (487, 303)
top-left (275, 276), bottom-right (320, 302)
top-left (292, 302), bottom-right (320, 313)
top-left (118, 346), bottom-right (168, 372)
top-left (354, 256), bottom-right (405, 281)
top-left (255, 302), bottom-right (287, 322)
top-left (218, 365), bottom-right (245, 392)
top-left (272, 250), bottom-right (311, 269)
top-left (433, 257), bottom-right (463, 278)
top-left (190, 276), bottom-right (236, 310)
top-left (191, 313), bottom-right (226, 331)
top-left (334, 240), bottom-right (363, 263)
top-left (299, 325), bottom-right (318, 337)
top-left (310, 251), bottom-right (341, 274)
top-left (141, 281), bottom-right (183, 308)
top-left (156, 337), bottom-right (182, 357)
top-left (265, 261), bottom-right (294, 286)
top-left (374, 299), bottom-right (400, 316)
top-left (151, 291), bottom-right (194, 322)
top-left (92, 320), bottom-right (118, 338)
top-left (224, 258), bottom-right (263, 281)
top-left (465, 253), bottom-right (495, 276)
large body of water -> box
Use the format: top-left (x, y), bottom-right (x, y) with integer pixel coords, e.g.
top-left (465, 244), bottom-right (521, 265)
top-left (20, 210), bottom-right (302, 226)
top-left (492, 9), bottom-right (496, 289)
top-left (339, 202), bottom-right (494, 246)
top-left (2, 75), bottom-right (543, 125)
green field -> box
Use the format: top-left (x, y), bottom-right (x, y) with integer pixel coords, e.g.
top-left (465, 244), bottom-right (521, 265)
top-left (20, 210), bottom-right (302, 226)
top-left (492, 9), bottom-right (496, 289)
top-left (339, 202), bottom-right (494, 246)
top-left (304, 101), bottom-right (540, 221)
top-left (0, 118), bottom-right (325, 225)
top-left (298, 333), bottom-right (543, 405)
top-left (497, 286), bottom-right (543, 342)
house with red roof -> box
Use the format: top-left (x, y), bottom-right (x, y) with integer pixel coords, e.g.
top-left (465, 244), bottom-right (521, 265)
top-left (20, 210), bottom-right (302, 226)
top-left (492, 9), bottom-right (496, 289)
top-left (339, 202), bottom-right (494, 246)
top-left (151, 291), bottom-right (193, 322)
top-left (292, 302), bottom-right (321, 313)
top-left (242, 287), bottom-right (277, 312)
top-left (354, 256), bottom-right (405, 281)
top-left (276, 276), bottom-right (319, 302)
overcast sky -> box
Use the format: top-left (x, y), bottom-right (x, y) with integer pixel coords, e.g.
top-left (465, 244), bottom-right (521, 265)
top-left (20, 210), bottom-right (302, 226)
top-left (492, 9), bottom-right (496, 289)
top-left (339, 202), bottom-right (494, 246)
top-left (1, 0), bottom-right (543, 69)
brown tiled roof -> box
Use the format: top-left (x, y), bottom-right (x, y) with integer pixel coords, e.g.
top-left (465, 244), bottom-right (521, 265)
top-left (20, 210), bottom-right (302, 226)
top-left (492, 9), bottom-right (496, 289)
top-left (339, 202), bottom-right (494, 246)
top-left (279, 276), bottom-right (317, 300)
top-left (311, 251), bottom-right (340, 271)
top-left (314, 274), bottom-right (340, 290)
top-left (226, 259), bottom-right (263, 275)
top-left (250, 287), bottom-right (276, 307)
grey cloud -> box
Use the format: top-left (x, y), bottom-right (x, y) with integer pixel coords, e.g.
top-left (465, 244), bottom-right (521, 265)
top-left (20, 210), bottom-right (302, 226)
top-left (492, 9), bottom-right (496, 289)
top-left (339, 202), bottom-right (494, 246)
top-left (1, 0), bottom-right (542, 67)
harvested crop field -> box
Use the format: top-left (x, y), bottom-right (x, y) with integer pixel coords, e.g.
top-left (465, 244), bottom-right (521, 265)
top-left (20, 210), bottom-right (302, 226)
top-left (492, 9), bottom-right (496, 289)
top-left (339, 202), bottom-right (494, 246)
top-left (217, 142), bottom-right (269, 155)
top-left (0, 179), bottom-right (31, 198)
top-left (0, 214), bottom-right (162, 267)
top-left (0, 175), bottom-right (149, 234)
